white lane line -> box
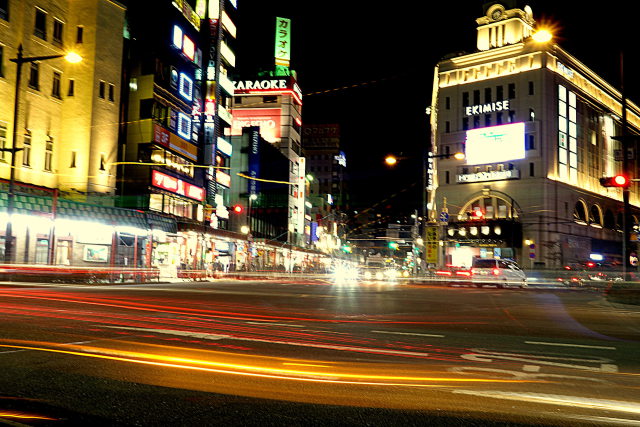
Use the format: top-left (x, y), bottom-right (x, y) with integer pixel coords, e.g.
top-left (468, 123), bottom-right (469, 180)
top-left (525, 341), bottom-right (616, 351)
top-left (102, 326), bottom-right (431, 357)
top-left (371, 330), bottom-right (445, 338)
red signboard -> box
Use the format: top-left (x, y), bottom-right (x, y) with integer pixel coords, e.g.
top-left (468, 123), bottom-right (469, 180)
top-left (151, 170), bottom-right (204, 202)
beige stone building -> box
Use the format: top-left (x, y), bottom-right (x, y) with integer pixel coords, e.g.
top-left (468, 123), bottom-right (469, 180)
top-left (430, 2), bottom-right (640, 269)
top-left (0, 0), bottom-right (125, 198)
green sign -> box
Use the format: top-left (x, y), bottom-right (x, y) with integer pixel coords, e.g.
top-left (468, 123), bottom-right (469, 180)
top-left (275, 17), bottom-right (291, 68)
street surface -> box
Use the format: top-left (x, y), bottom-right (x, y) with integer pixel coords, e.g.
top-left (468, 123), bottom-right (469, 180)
top-left (0, 277), bottom-right (638, 426)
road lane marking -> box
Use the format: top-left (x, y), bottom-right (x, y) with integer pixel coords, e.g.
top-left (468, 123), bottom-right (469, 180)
top-left (462, 348), bottom-right (618, 373)
top-left (102, 326), bottom-right (431, 357)
top-left (525, 341), bottom-right (616, 351)
top-left (371, 330), bottom-right (445, 338)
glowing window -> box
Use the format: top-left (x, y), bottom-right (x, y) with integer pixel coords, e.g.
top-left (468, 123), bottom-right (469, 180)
top-left (182, 36), bottom-right (195, 61)
top-left (172, 25), bottom-right (183, 49)
top-left (178, 73), bottom-right (193, 101)
top-left (177, 112), bottom-right (191, 140)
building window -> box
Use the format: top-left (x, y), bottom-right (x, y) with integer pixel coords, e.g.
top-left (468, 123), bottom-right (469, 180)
top-left (496, 112), bottom-right (503, 125)
top-left (528, 81), bottom-right (534, 95)
top-left (67, 79), bottom-right (74, 96)
top-left (22, 132), bottom-right (31, 167)
top-left (98, 80), bottom-right (105, 98)
top-left (34, 8), bottom-right (47, 40)
top-left (99, 154), bottom-right (106, 171)
top-left (527, 134), bottom-right (535, 150)
top-left (484, 87), bottom-right (491, 103)
top-left (139, 99), bottom-right (153, 119)
top-left (445, 121), bottom-right (450, 133)
top-left (529, 108), bottom-right (535, 121)
top-left (76, 26), bottom-right (83, 43)
top-left (485, 114), bottom-right (491, 127)
top-left (473, 116), bottom-right (480, 128)
top-left (51, 71), bottom-right (61, 98)
top-left (263, 95), bottom-right (277, 103)
top-left (0, 122), bottom-right (6, 162)
top-left (70, 151), bottom-right (76, 168)
top-left (496, 85), bottom-right (503, 100)
top-left (108, 83), bottom-right (115, 101)
top-left (462, 117), bottom-right (469, 131)
top-left (462, 92), bottom-right (469, 107)
top-left (44, 136), bottom-right (53, 172)
top-left (508, 83), bottom-right (516, 99)
top-left (473, 90), bottom-right (480, 105)
top-left (445, 170), bottom-right (450, 184)
top-left (53, 19), bottom-right (63, 46)
top-left (508, 111), bottom-right (516, 122)
top-left (529, 162), bottom-right (534, 177)
top-left (28, 62), bottom-right (39, 90)
top-left (445, 97), bottom-right (450, 110)
top-left (0, 0), bottom-right (8, 21)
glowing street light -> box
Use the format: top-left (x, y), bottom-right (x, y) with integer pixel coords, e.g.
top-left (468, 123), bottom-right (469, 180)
top-left (384, 155), bottom-right (398, 166)
top-left (532, 29), bottom-right (552, 43)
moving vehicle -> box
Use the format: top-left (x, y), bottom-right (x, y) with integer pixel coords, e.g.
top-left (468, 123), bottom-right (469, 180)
top-left (471, 258), bottom-right (527, 288)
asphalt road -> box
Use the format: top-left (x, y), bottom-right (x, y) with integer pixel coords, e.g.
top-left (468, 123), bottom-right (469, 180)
top-left (0, 277), bottom-right (638, 426)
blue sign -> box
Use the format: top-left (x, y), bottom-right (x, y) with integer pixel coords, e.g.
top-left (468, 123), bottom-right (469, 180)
top-left (439, 211), bottom-right (449, 223)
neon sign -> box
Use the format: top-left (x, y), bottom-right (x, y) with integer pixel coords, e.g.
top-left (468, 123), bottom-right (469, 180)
top-left (152, 170), bottom-right (204, 201)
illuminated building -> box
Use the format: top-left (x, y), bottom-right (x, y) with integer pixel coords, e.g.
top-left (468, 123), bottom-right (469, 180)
top-left (0, 1), bottom-right (127, 263)
top-left (119, 0), bottom-right (238, 270)
top-left (232, 75), bottom-right (306, 246)
top-left (430, 1), bottom-right (640, 268)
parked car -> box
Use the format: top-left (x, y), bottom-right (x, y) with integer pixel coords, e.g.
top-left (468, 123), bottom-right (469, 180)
top-left (471, 258), bottom-right (527, 288)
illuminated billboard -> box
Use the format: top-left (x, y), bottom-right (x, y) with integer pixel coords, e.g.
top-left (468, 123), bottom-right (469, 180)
top-left (465, 122), bottom-right (525, 165)
top-left (230, 108), bottom-right (282, 143)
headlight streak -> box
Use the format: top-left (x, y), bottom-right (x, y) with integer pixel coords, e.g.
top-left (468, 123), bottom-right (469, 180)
top-left (0, 341), bottom-right (533, 387)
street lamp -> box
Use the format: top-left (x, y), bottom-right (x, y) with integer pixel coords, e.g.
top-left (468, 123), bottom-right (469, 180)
top-left (3, 44), bottom-right (82, 263)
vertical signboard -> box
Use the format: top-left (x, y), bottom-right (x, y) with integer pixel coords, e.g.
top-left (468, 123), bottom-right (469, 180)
top-left (248, 127), bottom-right (260, 196)
top-left (425, 226), bottom-right (439, 265)
top-left (275, 17), bottom-right (291, 68)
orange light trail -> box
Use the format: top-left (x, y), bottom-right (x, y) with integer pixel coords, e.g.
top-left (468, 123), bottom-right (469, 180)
top-left (0, 411), bottom-right (57, 420)
top-left (0, 340), bottom-right (535, 387)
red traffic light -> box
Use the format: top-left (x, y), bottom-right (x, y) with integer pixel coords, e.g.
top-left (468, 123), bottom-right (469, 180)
top-left (469, 208), bottom-right (484, 219)
top-left (232, 204), bottom-right (243, 214)
top-left (600, 174), bottom-right (630, 187)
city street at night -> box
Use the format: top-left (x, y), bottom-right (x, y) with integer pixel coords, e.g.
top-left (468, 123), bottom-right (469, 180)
top-left (0, 277), bottom-right (638, 425)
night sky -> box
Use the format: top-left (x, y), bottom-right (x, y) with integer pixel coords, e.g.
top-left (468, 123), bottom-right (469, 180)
top-left (234, 1), bottom-right (640, 215)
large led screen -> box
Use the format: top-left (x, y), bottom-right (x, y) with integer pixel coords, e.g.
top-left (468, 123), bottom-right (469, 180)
top-left (230, 108), bottom-right (282, 143)
top-left (465, 122), bottom-right (525, 165)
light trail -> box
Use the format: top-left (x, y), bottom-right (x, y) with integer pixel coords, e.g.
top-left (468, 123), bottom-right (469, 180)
top-left (0, 340), bottom-right (535, 387)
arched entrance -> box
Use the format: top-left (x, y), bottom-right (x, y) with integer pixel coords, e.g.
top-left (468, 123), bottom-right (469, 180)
top-left (443, 190), bottom-right (522, 268)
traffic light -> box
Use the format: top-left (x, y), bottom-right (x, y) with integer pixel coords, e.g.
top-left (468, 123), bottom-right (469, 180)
top-left (600, 174), bottom-right (630, 188)
top-left (388, 241), bottom-right (399, 250)
top-left (469, 208), bottom-right (484, 219)
top-left (231, 204), bottom-right (243, 214)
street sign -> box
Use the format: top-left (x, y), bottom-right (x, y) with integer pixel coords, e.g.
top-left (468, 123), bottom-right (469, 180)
top-left (439, 211), bottom-right (449, 223)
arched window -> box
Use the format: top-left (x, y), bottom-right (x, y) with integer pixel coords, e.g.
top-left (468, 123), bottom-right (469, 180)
top-left (603, 209), bottom-right (615, 229)
top-left (573, 200), bottom-right (588, 225)
top-left (590, 205), bottom-right (603, 228)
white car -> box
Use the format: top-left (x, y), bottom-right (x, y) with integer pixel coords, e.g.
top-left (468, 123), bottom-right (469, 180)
top-left (471, 258), bottom-right (527, 288)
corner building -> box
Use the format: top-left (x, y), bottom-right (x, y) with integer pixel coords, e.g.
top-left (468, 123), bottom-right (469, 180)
top-left (431, 1), bottom-right (640, 268)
